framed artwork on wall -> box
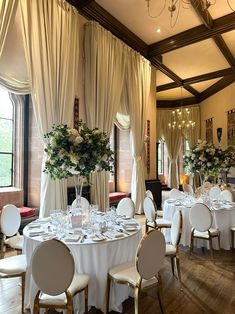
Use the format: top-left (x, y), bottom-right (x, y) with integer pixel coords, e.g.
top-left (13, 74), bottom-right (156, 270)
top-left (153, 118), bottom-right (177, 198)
top-left (205, 117), bottom-right (213, 143)
top-left (227, 109), bottom-right (235, 146)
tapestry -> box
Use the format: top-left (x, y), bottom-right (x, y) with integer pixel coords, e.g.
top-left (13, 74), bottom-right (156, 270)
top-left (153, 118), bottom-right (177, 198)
top-left (205, 118), bottom-right (213, 143)
top-left (227, 109), bottom-right (235, 146)
top-left (74, 97), bottom-right (79, 130)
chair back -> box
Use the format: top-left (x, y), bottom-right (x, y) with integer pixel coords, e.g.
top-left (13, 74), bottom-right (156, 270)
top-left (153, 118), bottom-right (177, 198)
top-left (182, 183), bottom-right (194, 195)
top-left (220, 189), bottom-right (233, 202)
top-left (31, 239), bottom-right (74, 296)
top-left (0, 204), bottom-right (21, 236)
top-left (143, 197), bottom-right (156, 223)
top-left (170, 210), bottom-right (182, 247)
top-left (209, 186), bottom-right (221, 200)
top-left (72, 196), bottom-right (90, 211)
top-left (189, 203), bottom-right (212, 232)
top-left (116, 197), bottom-right (135, 218)
top-left (146, 190), bottom-right (154, 200)
top-left (136, 230), bottom-right (165, 280)
top-left (169, 188), bottom-right (183, 199)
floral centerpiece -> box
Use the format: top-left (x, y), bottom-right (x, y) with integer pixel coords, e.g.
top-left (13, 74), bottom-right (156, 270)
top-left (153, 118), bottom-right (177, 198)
top-left (44, 120), bottom-right (114, 210)
top-left (183, 139), bottom-right (235, 181)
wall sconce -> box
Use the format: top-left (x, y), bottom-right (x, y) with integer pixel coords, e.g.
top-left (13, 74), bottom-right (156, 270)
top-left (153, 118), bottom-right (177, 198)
top-left (217, 127), bottom-right (223, 143)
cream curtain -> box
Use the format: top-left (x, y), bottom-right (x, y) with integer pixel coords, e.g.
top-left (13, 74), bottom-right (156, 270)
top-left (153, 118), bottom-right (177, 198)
top-left (182, 105), bottom-right (200, 148)
top-left (125, 49), bottom-right (151, 214)
top-left (157, 109), bottom-right (181, 188)
top-left (20, 0), bottom-right (80, 217)
top-left (0, 0), bottom-right (29, 93)
top-left (84, 21), bottom-right (127, 211)
top-left (0, 0), bottom-right (17, 57)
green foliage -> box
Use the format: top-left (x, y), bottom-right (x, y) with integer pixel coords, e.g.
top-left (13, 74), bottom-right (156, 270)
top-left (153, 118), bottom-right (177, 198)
top-left (44, 121), bottom-right (114, 182)
top-left (183, 139), bottom-right (235, 177)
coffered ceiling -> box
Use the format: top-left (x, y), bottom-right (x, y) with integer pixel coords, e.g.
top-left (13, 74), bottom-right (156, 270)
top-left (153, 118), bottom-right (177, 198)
top-left (67, 0), bottom-right (235, 107)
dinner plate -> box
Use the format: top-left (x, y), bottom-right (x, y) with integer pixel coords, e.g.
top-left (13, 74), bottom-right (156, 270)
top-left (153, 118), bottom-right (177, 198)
top-left (92, 236), bottom-right (106, 242)
top-left (124, 227), bottom-right (138, 231)
top-left (167, 199), bottom-right (175, 203)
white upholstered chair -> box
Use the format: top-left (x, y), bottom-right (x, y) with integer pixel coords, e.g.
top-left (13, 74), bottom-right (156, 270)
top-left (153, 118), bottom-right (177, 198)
top-left (107, 229), bottom-right (166, 314)
top-left (0, 204), bottom-right (23, 258)
top-left (71, 196), bottom-right (90, 211)
top-left (165, 210), bottom-right (182, 281)
top-left (31, 239), bottom-right (89, 314)
top-left (143, 197), bottom-right (171, 233)
top-left (220, 189), bottom-right (233, 202)
top-left (189, 203), bottom-right (220, 260)
top-left (209, 185), bottom-right (221, 200)
top-left (0, 254), bottom-right (27, 313)
top-left (145, 190), bottom-right (163, 218)
top-left (169, 188), bottom-right (184, 199)
top-left (116, 197), bottom-right (135, 218)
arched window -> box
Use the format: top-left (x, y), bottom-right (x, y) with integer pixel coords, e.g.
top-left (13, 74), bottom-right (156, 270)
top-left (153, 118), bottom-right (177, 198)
top-left (0, 87), bottom-right (14, 187)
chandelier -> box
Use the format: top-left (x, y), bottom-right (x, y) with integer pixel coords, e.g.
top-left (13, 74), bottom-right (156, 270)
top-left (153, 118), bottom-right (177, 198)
top-left (168, 87), bottom-right (195, 130)
top-left (145, 0), bottom-right (235, 28)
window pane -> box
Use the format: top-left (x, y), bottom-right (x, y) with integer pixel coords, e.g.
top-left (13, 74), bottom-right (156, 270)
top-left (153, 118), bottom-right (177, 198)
top-left (0, 154), bottom-right (12, 187)
top-left (0, 87), bottom-right (13, 118)
top-left (0, 119), bottom-right (13, 152)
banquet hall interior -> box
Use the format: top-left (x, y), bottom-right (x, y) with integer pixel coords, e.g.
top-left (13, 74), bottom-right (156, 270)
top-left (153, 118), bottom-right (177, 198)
top-left (1, 0), bottom-right (235, 313)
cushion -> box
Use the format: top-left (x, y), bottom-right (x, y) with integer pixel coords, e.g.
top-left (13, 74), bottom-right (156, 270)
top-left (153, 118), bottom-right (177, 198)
top-left (18, 207), bottom-right (36, 218)
top-left (109, 192), bottom-right (128, 202)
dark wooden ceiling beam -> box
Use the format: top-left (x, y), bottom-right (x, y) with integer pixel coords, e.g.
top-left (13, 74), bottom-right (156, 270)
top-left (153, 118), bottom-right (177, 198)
top-left (148, 12), bottom-right (235, 57)
top-left (66, 0), bottom-right (95, 9)
top-left (76, 1), bottom-right (148, 57)
top-left (199, 74), bottom-right (235, 101)
top-left (157, 97), bottom-right (198, 108)
top-left (213, 35), bottom-right (235, 68)
top-left (190, 0), bottom-right (213, 29)
top-left (157, 68), bottom-right (235, 91)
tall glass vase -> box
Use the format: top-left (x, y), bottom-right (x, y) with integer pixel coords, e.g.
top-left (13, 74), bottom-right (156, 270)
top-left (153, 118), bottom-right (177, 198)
top-left (73, 174), bottom-right (84, 213)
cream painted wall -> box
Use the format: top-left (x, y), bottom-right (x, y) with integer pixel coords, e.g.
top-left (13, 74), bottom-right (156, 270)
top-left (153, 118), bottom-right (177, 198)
top-left (200, 82), bottom-right (235, 148)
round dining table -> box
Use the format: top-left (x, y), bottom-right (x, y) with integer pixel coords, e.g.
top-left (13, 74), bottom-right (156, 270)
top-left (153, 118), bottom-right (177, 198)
top-left (23, 217), bottom-right (142, 314)
top-left (163, 198), bottom-right (235, 250)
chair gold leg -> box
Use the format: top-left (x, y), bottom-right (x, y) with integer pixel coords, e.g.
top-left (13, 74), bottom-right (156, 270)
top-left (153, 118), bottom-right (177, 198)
top-left (209, 237), bottom-right (214, 261)
top-left (218, 234), bottom-right (221, 253)
top-left (170, 257), bottom-right (175, 276)
top-left (107, 276), bottom-right (111, 314)
top-left (175, 257), bottom-right (181, 282)
top-left (0, 235), bottom-right (6, 259)
top-left (21, 272), bottom-right (25, 314)
top-left (84, 285), bottom-right (89, 314)
top-left (189, 232), bottom-right (194, 257)
top-left (156, 274), bottom-right (165, 314)
top-left (134, 287), bottom-right (139, 314)
top-left (231, 230), bottom-right (234, 252)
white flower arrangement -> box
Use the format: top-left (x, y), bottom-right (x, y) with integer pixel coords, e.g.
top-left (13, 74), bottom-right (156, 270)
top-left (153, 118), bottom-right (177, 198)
top-left (44, 121), bottom-right (114, 181)
top-left (183, 139), bottom-right (235, 178)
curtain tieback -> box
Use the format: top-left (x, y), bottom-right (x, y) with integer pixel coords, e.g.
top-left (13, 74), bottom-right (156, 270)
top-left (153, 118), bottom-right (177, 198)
top-left (134, 156), bottom-right (142, 162)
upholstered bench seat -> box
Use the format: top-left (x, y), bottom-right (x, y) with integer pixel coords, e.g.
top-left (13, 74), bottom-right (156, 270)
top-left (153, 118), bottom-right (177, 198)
top-left (109, 192), bottom-right (129, 207)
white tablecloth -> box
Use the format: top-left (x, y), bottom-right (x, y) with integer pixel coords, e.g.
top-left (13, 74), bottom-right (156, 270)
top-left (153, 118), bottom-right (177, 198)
top-left (23, 222), bottom-right (142, 314)
top-left (163, 199), bottom-right (235, 250)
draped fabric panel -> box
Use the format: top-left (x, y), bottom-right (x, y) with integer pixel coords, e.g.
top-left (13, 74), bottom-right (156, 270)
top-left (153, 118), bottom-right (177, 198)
top-left (0, 0), bottom-right (18, 57)
top-left (182, 106), bottom-right (200, 148)
top-left (84, 21), bottom-right (127, 211)
top-left (124, 49), bottom-right (151, 214)
top-left (0, 0), bottom-right (29, 93)
top-left (157, 106), bottom-right (200, 188)
top-left (157, 109), bottom-right (181, 188)
top-left (20, 0), bottom-right (80, 217)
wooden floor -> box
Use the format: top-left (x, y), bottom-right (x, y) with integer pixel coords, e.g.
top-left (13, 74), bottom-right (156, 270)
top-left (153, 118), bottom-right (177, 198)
top-left (1, 247), bottom-right (235, 314)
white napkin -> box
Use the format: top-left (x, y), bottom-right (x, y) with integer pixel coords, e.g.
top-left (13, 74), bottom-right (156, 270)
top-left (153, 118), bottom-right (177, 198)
top-left (29, 230), bottom-right (45, 237)
top-left (28, 223), bottom-right (42, 229)
top-left (64, 235), bottom-right (80, 242)
top-left (121, 221), bottom-right (138, 227)
top-left (106, 231), bottom-right (124, 239)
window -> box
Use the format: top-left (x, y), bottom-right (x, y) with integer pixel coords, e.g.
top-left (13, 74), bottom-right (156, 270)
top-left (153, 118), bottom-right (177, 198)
top-left (0, 88), bottom-right (14, 187)
top-left (157, 140), bottom-right (164, 175)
